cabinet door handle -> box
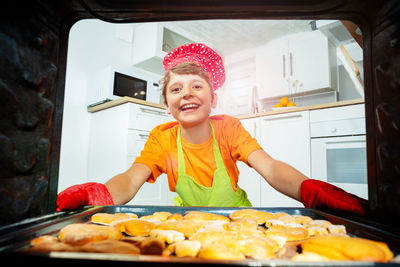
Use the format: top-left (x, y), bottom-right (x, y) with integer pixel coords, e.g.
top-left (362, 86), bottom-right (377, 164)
top-left (290, 52), bottom-right (293, 76)
top-left (138, 133), bottom-right (150, 139)
top-left (139, 107), bottom-right (167, 116)
top-left (263, 114), bottom-right (302, 122)
top-left (282, 55), bottom-right (286, 78)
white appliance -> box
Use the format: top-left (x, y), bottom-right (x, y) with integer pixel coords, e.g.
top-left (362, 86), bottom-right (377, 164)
top-left (86, 65), bottom-right (162, 107)
top-left (310, 105), bottom-right (368, 199)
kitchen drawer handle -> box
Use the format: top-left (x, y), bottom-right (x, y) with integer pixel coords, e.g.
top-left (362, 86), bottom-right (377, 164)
top-left (139, 107), bottom-right (167, 116)
top-left (263, 114), bottom-right (302, 122)
top-left (138, 133), bottom-right (150, 139)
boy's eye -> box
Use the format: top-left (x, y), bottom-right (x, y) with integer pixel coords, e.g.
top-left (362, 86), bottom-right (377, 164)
top-left (193, 84), bottom-right (203, 90)
top-left (170, 87), bottom-right (181, 93)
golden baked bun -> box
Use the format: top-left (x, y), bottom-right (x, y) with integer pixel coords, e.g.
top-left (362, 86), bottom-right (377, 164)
top-left (197, 221), bottom-right (226, 232)
top-left (171, 240), bottom-right (202, 257)
top-left (167, 213), bottom-right (183, 221)
top-left (27, 236), bottom-right (76, 253)
top-left (113, 219), bottom-right (156, 236)
top-left (371, 240), bottom-right (395, 261)
top-left (149, 229), bottom-right (185, 244)
top-left (267, 219), bottom-right (286, 226)
top-left (189, 230), bottom-right (238, 245)
top-left (79, 240), bottom-right (140, 254)
top-left (183, 211), bottom-right (230, 223)
top-left (190, 230), bottom-right (241, 253)
top-left (140, 211), bottom-right (172, 222)
top-left (274, 214), bottom-right (296, 224)
top-left (272, 212), bottom-right (289, 218)
top-left (229, 209), bottom-right (275, 225)
top-left (58, 223), bottom-right (122, 246)
top-left (198, 243), bottom-right (245, 260)
top-left (224, 218), bottom-right (258, 231)
top-left (223, 218), bottom-right (265, 237)
top-left (300, 235), bottom-right (394, 262)
top-left (307, 226), bottom-right (329, 236)
top-left (237, 236), bottom-right (278, 259)
top-left (90, 212), bottom-right (137, 225)
top-left (123, 236), bottom-right (165, 255)
top-left (265, 225), bottom-right (308, 242)
top-left (306, 219), bottom-right (332, 228)
top-left (156, 220), bottom-right (203, 238)
top-left (327, 225), bottom-right (346, 234)
top-left (175, 240), bottom-right (202, 257)
top-left (292, 251), bottom-right (332, 261)
top-left (292, 215), bottom-right (313, 225)
top-left (30, 235), bottom-right (58, 246)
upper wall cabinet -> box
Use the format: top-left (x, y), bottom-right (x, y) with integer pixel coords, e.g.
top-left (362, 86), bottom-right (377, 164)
top-left (131, 23), bottom-right (205, 75)
top-left (256, 30), bottom-right (337, 99)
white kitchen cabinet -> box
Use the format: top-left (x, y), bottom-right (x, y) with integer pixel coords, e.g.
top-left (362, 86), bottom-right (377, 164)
top-left (256, 30), bottom-right (337, 99)
top-left (238, 117), bottom-right (262, 207)
top-left (87, 102), bottom-right (177, 205)
top-left (256, 39), bottom-right (289, 98)
top-left (259, 111), bottom-right (311, 207)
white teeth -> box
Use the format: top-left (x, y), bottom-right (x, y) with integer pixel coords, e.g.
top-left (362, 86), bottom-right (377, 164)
top-left (181, 104), bottom-right (199, 110)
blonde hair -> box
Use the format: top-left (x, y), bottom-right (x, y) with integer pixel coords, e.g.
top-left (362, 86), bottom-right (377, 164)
top-left (160, 62), bottom-right (213, 105)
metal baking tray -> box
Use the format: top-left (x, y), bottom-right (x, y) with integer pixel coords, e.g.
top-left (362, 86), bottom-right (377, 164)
top-left (1, 206), bottom-right (399, 266)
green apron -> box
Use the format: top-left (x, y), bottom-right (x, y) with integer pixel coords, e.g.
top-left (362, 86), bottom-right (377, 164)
top-left (173, 123), bottom-right (252, 207)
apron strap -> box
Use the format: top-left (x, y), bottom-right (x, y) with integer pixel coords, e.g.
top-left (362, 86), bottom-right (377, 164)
top-left (176, 126), bottom-right (186, 174)
top-left (210, 123), bottom-right (225, 170)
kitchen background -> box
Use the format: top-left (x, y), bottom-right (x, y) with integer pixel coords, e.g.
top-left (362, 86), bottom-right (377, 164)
top-left (59, 19), bottom-right (365, 207)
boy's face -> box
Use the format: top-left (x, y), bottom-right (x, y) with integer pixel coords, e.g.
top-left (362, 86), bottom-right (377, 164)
top-left (163, 73), bottom-right (217, 127)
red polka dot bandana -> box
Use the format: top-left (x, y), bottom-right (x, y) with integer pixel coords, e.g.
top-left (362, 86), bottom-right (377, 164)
top-left (163, 43), bottom-right (225, 90)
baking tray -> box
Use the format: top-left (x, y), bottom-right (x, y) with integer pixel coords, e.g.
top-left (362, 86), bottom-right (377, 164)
top-left (1, 206), bottom-right (399, 266)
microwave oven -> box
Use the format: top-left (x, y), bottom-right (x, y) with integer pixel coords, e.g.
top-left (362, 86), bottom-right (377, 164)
top-left (86, 65), bottom-right (162, 107)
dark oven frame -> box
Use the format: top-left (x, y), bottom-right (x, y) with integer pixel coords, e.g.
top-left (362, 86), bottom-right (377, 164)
top-left (0, 0), bottom-right (399, 229)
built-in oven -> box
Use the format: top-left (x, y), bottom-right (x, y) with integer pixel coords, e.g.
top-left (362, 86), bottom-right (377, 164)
top-left (310, 104), bottom-right (367, 199)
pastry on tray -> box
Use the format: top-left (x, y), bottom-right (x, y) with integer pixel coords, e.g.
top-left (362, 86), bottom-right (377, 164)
top-left (26, 209), bottom-right (395, 263)
top-left (229, 209), bottom-right (275, 225)
top-left (183, 211), bottom-right (230, 223)
top-left (90, 212), bottom-right (138, 225)
top-left (297, 234), bottom-right (394, 262)
top-left (112, 218), bottom-right (156, 236)
top-left (58, 223), bottom-right (122, 246)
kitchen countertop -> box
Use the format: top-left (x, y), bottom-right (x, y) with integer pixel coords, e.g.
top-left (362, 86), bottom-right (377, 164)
top-left (237, 98), bottom-right (364, 119)
top-left (87, 96), bottom-right (164, 113)
top-left (87, 96), bottom-right (364, 117)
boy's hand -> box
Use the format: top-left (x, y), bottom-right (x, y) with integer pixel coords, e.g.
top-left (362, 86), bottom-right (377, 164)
top-left (56, 182), bottom-right (114, 211)
top-left (300, 179), bottom-right (368, 216)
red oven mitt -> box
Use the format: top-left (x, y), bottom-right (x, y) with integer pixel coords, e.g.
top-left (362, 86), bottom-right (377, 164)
top-left (300, 179), bottom-right (368, 216)
top-left (56, 182), bottom-right (114, 211)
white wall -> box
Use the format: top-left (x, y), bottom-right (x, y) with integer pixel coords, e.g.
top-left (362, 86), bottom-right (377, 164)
top-left (58, 20), bottom-right (134, 192)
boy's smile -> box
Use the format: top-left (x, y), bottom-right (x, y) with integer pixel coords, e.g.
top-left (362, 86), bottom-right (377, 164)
top-left (180, 103), bottom-right (200, 112)
top-left (164, 73), bottom-right (217, 128)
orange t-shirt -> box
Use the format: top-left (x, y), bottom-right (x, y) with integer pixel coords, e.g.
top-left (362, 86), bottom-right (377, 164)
top-left (133, 114), bottom-right (262, 192)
